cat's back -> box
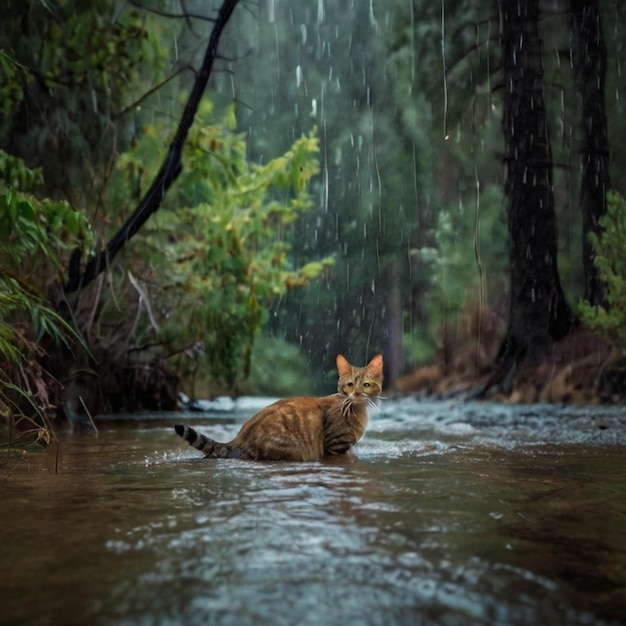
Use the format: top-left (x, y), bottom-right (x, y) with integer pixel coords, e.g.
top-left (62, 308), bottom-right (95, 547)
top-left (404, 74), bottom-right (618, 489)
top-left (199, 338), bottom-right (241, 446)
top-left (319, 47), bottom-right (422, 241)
top-left (231, 394), bottom-right (340, 461)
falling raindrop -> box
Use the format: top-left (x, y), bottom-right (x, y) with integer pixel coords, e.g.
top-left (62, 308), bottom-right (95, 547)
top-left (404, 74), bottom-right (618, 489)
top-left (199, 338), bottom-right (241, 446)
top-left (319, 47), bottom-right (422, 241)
top-left (440, 0), bottom-right (449, 140)
top-left (317, 0), bottom-right (325, 25)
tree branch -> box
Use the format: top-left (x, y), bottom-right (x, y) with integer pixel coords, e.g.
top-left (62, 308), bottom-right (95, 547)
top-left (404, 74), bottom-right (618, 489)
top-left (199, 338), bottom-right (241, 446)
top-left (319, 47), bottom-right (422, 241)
top-left (128, 0), bottom-right (217, 24)
top-left (112, 64), bottom-right (193, 120)
top-left (65, 0), bottom-right (241, 294)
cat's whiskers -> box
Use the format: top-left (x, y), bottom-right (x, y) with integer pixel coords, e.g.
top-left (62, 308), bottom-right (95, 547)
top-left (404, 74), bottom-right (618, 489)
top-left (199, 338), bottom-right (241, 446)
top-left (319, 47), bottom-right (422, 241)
top-left (366, 397), bottom-right (380, 411)
top-left (341, 397), bottom-right (354, 417)
top-left (340, 393), bottom-right (381, 418)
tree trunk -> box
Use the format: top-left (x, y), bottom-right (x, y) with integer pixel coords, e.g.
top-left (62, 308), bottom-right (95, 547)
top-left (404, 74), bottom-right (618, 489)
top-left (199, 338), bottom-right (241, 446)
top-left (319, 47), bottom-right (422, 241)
top-left (480, 0), bottom-right (575, 394)
top-left (571, 0), bottom-right (610, 307)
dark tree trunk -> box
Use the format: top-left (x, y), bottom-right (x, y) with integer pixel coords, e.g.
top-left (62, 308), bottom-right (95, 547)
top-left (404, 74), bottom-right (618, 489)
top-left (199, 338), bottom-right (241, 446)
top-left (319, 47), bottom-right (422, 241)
top-left (480, 0), bottom-right (575, 394)
top-left (571, 0), bottom-right (610, 307)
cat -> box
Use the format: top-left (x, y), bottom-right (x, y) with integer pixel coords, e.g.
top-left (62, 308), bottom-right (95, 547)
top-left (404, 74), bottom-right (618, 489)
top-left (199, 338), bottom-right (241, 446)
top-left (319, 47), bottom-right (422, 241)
top-left (174, 354), bottom-right (383, 461)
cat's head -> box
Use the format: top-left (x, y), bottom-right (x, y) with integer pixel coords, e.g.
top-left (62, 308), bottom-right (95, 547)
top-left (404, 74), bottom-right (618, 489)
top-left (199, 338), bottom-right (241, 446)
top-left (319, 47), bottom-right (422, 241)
top-left (336, 354), bottom-right (384, 402)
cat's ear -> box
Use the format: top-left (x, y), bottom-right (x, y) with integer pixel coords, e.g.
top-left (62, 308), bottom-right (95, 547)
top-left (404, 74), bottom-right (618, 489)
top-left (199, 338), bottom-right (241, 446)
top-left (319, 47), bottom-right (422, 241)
top-left (336, 354), bottom-right (352, 376)
top-left (366, 354), bottom-right (384, 378)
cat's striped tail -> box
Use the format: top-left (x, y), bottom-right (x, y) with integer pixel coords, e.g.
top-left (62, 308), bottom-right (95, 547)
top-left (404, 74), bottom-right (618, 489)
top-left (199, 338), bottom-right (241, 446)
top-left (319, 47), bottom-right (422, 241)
top-left (174, 424), bottom-right (242, 458)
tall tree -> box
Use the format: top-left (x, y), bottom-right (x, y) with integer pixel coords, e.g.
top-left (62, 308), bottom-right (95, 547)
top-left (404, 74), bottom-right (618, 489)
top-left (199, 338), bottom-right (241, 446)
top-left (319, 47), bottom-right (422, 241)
top-left (571, 0), bottom-right (610, 307)
top-left (480, 0), bottom-right (575, 394)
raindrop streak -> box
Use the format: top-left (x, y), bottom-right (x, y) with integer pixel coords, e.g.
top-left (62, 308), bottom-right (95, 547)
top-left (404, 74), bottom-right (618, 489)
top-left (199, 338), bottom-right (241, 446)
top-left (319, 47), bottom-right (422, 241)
top-left (441, 0), bottom-right (449, 140)
top-left (317, 0), bottom-right (325, 25)
top-left (473, 163), bottom-right (484, 376)
top-left (614, 2), bottom-right (622, 104)
top-left (410, 0), bottom-right (415, 84)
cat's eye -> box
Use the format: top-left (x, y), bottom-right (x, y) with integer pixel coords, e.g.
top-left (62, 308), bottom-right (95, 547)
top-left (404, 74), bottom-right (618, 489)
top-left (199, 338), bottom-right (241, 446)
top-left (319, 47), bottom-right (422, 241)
top-left (346, 382), bottom-right (354, 387)
top-left (363, 382), bottom-right (371, 388)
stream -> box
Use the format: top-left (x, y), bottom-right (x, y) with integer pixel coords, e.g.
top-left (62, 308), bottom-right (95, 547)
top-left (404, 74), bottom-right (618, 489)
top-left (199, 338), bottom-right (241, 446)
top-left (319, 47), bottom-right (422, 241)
top-left (1, 398), bottom-right (625, 625)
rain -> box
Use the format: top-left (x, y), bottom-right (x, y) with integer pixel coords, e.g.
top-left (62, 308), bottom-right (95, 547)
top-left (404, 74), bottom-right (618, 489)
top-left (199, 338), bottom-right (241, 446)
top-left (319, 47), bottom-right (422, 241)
top-left (1, 1), bottom-right (626, 624)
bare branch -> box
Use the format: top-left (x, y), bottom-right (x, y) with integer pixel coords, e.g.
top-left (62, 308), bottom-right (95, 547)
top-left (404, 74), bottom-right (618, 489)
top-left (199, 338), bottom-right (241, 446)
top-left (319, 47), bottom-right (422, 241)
top-left (128, 0), bottom-right (217, 24)
top-left (112, 64), bottom-right (193, 120)
top-left (65, 0), bottom-right (241, 294)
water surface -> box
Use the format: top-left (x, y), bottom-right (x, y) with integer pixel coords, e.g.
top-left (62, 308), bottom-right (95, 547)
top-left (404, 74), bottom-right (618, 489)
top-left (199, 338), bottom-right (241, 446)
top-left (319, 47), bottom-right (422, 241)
top-left (2, 399), bottom-right (625, 625)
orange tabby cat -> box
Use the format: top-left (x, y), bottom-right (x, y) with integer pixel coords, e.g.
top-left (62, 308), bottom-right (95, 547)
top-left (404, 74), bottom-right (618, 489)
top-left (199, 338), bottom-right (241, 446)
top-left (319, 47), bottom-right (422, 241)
top-left (174, 354), bottom-right (383, 461)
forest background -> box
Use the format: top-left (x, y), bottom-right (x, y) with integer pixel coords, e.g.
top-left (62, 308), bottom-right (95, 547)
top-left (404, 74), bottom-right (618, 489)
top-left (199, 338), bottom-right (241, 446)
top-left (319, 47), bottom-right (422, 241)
top-left (1, 0), bottom-right (626, 442)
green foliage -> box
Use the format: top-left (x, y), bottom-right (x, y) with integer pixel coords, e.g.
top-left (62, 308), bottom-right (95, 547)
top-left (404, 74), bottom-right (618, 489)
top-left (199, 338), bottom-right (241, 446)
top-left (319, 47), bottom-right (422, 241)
top-left (240, 335), bottom-right (315, 397)
top-left (0, 150), bottom-right (94, 285)
top-left (0, 50), bottom-right (25, 117)
top-left (109, 106), bottom-right (331, 386)
top-left (401, 332), bottom-right (439, 370)
top-left (416, 183), bottom-right (507, 341)
top-left (0, 1), bottom-right (170, 205)
top-left (0, 151), bottom-right (93, 447)
top-left (578, 191), bottom-right (626, 350)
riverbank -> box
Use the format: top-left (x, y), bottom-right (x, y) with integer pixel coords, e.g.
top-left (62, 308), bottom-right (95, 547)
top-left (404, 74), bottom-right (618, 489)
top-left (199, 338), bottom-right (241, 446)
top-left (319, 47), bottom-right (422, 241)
top-left (392, 326), bottom-right (620, 405)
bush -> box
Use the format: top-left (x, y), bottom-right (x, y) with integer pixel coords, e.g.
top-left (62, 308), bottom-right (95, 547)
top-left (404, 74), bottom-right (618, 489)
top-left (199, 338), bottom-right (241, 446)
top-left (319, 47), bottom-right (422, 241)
top-left (107, 104), bottom-right (332, 389)
top-left (0, 151), bottom-right (93, 448)
top-left (578, 190), bottom-right (626, 351)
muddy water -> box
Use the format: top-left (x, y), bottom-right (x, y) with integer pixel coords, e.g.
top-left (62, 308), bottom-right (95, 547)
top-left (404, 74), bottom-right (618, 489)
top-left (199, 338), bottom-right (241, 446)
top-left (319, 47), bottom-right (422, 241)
top-left (2, 399), bottom-right (626, 626)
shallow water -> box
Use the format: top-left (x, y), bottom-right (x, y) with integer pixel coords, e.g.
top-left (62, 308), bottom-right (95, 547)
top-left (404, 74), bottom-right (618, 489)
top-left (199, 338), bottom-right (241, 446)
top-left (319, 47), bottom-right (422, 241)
top-left (2, 398), bottom-right (626, 625)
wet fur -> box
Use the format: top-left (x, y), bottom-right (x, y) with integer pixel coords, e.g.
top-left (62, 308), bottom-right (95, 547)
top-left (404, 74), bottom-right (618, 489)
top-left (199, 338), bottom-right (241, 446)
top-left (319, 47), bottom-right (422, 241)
top-left (174, 354), bottom-right (383, 461)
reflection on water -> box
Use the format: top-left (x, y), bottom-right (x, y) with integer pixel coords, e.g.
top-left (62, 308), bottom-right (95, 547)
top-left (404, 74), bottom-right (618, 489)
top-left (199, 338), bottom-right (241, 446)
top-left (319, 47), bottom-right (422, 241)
top-left (2, 399), bottom-right (626, 625)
